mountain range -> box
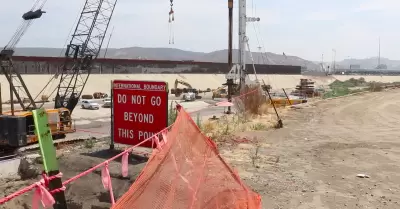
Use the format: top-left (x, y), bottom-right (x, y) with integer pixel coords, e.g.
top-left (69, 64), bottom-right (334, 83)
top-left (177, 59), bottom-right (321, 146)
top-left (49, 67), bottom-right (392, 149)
top-left (12, 47), bottom-right (398, 71)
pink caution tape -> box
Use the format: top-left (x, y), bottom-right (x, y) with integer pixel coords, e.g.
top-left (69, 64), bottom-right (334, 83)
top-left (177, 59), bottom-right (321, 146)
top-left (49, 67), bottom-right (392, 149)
top-left (101, 164), bottom-right (115, 204)
top-left (101, 165), bottom-right (110, 190)
top-left (160, 129), bottom-right (169, 148)
top-left (162, 129), bottom-right (168, 144)
top-left (32, 181), bottom-right (55, 209)
top-left (154, 135), bottom-right (162, 150)
top-left (121, 152), bottom-right (129, 177)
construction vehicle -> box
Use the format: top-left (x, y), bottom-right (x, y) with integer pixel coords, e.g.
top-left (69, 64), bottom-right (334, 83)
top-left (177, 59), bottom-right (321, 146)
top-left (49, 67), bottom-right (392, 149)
top-left (212, 86), bottom-right (228, 99)
top-left (170, 79), bottom-right (202, 101)
top-left (0, 1), bottom-right (74, 149)
top-left (0, 0), bottom-right (117, 150)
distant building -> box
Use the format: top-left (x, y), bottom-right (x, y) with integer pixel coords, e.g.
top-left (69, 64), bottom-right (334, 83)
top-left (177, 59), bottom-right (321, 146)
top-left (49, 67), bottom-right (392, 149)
top-left (376, 64), bottom-right (387, 69)
top-left (350, 64), bottom-right (360, 69)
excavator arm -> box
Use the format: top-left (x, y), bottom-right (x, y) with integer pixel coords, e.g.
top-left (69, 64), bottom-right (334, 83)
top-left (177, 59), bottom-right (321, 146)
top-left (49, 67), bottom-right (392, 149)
top-left (176, 79), bottom-right (192, 89)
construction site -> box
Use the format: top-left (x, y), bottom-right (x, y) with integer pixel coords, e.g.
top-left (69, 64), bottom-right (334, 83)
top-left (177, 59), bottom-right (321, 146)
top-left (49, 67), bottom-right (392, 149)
top-left (1, 0), bottom-right (400, 209)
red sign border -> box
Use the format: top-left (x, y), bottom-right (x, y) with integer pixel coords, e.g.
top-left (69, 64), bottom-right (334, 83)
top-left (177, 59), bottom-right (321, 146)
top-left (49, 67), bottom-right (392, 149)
top-left (109, 79), bottom-right (169, 149)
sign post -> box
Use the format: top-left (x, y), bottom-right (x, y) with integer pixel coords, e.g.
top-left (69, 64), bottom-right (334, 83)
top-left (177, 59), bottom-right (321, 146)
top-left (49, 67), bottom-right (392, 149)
top-left (110, 80), bottom-right (168, 148)
top-left (32, 108), bottom-right (67, 209)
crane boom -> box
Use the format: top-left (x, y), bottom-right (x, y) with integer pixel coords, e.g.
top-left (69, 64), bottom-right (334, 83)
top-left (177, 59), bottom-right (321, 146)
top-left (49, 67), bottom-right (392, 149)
top-left (54, 0), bottom-right (118, 112)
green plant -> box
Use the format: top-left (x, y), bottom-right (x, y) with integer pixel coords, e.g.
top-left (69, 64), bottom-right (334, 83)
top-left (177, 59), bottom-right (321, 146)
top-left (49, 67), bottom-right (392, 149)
top-left (196, 112), bottom-right (202, 129)
top-left (250, 123), bottom-right (267, 131)
top-left (168, 101), bottom-right (178, 126)
top-left (84, 138), bottom-right (95, 149)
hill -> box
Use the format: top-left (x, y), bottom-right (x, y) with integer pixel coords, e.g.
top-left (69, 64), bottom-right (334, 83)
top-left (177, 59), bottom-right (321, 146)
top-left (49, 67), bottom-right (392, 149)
top-left (13, 47), bottom-right (319, 70)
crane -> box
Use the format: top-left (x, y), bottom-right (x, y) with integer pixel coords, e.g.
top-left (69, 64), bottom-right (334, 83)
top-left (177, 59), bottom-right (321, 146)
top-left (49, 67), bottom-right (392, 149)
top-left (0, 1), bottom-right (76, 151)
top-left (52, 0), bottom-right (118, 113)
top-left (0, 0), bottom-right (47, 112)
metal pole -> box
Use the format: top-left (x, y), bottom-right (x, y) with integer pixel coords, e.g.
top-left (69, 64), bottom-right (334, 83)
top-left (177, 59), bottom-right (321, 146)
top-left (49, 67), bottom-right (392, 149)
top-left (266, 89), bottom-right (282, 128)
top-left (227, 0), bottom-right (233, 114)
top-left (238, 0), bottom-right (247, 89)
top-left (282, 88), bottom-right (292, 105)
top-left (109, 80), bottom-right (114, 150)
top-left (0, 83), bottom-right (2, 114)
top-left (9, 72), bottom-right (14, 116)
top-left (262, 80), bottom-right (282, 128)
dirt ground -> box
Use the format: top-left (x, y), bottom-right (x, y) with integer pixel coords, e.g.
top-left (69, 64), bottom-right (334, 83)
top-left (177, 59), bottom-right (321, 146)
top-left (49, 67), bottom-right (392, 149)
top-left (0, 141), bottom-right (150, 209)
top-left (221, 89), bottom-right (400, 209)
top-left (1, 88), bottom-right (400, 209)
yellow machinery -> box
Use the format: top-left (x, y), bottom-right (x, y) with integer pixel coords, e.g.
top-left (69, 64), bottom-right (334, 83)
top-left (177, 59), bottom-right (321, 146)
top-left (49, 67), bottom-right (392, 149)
top-left (1, 107), bottom-right (75, 147)
top-left (212, 86), bottom-right (228, 99)
top-left (268, 97), bottom-right (307, 107)
top-left (171, 79), bottom-right (193, 97)
top-left (170, 79), bottom-right (206, 100)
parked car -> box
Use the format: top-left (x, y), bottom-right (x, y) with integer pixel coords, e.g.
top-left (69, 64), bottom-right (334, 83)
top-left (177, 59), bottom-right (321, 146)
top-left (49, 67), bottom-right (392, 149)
top-left (103, 97), bottom-right (111, 102)
top-left (81, 100), bottom-right (100, 110)
top-left (103, 98), bottom-right (112, 107)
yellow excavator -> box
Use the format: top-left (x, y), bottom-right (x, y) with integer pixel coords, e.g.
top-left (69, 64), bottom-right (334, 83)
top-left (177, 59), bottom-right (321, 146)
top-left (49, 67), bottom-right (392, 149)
top-left (212, 86), bottom-right (228, 100)
top-left (170, 79), bottom-right (202, 101)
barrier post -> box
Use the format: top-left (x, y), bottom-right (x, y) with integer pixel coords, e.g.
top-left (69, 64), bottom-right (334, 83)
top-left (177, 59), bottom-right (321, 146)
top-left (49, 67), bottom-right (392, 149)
top-left (110, 80), bottom-right (115, 150)
top-left (282, 88), bottom-right (292, 105)
top-left (0, 83), bottom-right (2, 114)
top-left (32, 108), bottom-right (68, 209)
top-left (262, 80), bottom-right (283, 128)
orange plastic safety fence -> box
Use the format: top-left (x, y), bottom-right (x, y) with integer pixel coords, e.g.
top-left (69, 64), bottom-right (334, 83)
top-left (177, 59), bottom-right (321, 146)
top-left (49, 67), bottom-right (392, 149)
top-left (112, 108), bottom-right (261, 209)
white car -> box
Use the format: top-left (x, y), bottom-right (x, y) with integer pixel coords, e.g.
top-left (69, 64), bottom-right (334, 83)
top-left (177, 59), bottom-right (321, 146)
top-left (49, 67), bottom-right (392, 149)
top-left (81, 100), bottom-right (100, 110)
top-left (182, 92), bottom-right (196, 102)
top-left (102, 98), bottom-right (112, 108)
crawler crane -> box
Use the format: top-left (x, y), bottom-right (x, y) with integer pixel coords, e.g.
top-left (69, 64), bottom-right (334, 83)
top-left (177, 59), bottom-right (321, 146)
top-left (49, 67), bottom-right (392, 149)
top-left (0, 0), bottom-right (74, 150)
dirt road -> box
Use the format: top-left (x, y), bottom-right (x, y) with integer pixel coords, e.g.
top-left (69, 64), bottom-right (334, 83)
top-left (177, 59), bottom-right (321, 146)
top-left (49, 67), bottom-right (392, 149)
top-left (222, 89), bottom-right (400, 208)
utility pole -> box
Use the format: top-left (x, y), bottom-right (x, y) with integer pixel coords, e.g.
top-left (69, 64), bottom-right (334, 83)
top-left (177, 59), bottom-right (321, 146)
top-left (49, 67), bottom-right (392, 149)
top-left (332, 49), bottom-right (336, 74)
top-left (224, 0), bottom-right (234, 114)
top-left (238, 0), bottom-right (260, 88)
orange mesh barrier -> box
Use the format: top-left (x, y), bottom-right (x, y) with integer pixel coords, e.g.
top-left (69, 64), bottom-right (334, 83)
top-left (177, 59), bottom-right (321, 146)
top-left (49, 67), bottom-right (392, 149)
top-left (112, 108), bottom-right (261, 209)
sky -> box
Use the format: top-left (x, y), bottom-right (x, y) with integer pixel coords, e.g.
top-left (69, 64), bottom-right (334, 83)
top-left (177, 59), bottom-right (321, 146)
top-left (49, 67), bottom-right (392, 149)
top-left (0, 0), bottom-right (400, 61)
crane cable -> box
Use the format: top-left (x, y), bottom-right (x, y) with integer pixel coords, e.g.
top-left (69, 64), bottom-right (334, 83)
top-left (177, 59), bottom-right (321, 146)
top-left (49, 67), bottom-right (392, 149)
top-left (251, 21), bottom-right (271, 85)
top-left (245, 39), bottom-right (258, 82)
top-left (5, 0), bottom-right (48, 50)
top-left (34, 0), bottom-right (88, 104)
top-left (168, 0), bottom-right (175, 44)
top-left (254, 20), bottom-right (299, 91)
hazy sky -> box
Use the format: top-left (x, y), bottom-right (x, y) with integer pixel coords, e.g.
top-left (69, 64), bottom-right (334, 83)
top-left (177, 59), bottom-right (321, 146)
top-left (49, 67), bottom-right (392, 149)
top-left (0, 0), bottom-right (399, 61)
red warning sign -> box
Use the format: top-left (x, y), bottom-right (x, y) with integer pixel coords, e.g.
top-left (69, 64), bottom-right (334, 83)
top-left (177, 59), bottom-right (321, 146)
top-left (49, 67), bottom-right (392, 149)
top-left (112, 80), bottom-right (168, 148)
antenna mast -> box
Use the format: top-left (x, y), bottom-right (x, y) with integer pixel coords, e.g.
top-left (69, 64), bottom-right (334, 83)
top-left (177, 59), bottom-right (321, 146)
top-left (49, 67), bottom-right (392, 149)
top-left (238, 0), bottom-right (260, 88)
top-left (238, 0), bottom-right (247, 88)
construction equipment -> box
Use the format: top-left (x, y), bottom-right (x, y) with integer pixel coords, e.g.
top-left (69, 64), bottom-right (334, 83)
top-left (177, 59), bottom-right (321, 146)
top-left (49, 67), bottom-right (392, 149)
top-left (212, 86), bottom-right (228, 99)
top-left (53, 0), bottom-right (117, 112)
top-left (291, 79), bottom-right (318, 98)
top-left (0, 1), bottom-right (77, 150)
top-left (170, 79), bottom-right (202, 101)
top-left (225, 63), bottom-right (255, 94)
top-left (1, 0), bottom-right (118, 150)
